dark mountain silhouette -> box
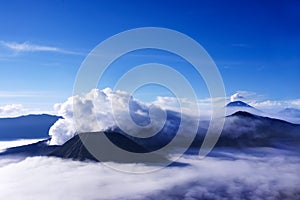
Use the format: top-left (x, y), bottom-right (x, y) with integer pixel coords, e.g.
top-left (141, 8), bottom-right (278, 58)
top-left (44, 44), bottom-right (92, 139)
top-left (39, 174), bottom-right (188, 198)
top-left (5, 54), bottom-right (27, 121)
top-left (189, 111), bottom-right (300, 151)
top-left (49, 133), bottom-right (98, 161)
top-left (0, 114), bottom-right (61, 140)
top-left (217, 111), bottom-right (300, 147)
top-left (49, 131), bottom-right (168, 163)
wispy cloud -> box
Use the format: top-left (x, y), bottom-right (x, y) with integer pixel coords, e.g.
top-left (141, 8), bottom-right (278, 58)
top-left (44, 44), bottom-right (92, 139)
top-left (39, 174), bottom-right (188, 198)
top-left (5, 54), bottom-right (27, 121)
top-left (0, 41), bottom-right (83, 55)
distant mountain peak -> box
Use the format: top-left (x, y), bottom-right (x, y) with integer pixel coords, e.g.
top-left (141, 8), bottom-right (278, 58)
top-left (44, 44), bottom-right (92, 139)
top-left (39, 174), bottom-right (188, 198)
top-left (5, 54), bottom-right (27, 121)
top-left (229, 111), bottom-right (256, 118)
top-left (226, 101), bottom-right (253, 108)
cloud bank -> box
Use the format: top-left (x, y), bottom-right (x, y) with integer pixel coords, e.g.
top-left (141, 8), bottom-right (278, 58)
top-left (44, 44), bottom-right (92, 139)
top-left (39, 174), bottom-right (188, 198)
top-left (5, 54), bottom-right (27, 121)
top-left (0, 148), bottom-right (299, 200)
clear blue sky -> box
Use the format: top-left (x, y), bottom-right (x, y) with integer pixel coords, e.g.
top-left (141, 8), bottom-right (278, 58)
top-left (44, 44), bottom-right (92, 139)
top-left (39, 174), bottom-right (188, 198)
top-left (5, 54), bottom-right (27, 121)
top-left (0, 0), bottom-right (299, 112)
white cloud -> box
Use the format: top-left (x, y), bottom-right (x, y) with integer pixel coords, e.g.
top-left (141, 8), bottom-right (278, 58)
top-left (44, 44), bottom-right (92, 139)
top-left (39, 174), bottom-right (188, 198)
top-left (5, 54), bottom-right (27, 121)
top-left (290, 99), bottom-right (300, 106)
top-left (0, 148), bottom-right (299, 200)
top-left (153, 96), bottom-right (228, 120)
top-left (250, 99), bottom-right (300, 113)
top-left (0, 103), bottom-right (55, 118)
top-left (0, 41), bottom-right (81, 55)
top-left (251, 100), bottom-right (284, 110)
top-left (153, 96), bottom-right (200, 116)
top-left (0, 104), bottom-right (26, 117)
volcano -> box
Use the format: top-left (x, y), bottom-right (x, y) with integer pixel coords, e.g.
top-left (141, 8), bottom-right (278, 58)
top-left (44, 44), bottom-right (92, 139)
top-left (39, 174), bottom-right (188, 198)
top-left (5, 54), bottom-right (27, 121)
top-left (49, 131), bottom-right (167, 163)
top-left (226, 101), bottom-right (253, 108)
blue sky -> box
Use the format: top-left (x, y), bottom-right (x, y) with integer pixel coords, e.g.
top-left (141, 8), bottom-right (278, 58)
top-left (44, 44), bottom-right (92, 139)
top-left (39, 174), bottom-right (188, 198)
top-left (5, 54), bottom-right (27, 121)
top-left (0, 0), bottom-right (299, 114)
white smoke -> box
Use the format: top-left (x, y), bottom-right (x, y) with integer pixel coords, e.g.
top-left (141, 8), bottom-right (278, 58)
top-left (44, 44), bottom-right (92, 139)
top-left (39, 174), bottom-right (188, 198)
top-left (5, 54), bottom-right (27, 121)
top-left (230, 92), bottom-right (245, 102)
top-left (49, 88), bottom-right (183, 145)
top-left (230, 91), bottom-right (260, 103)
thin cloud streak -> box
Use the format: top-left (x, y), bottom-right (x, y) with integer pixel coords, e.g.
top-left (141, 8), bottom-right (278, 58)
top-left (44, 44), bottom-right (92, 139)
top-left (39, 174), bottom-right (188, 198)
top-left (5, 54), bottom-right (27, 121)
top-left (0, 41), bottom-right (84, 55)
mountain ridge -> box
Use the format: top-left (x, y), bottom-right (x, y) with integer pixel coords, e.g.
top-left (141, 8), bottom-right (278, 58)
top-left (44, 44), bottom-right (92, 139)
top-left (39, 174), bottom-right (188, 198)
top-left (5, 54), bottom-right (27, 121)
top-left (0, 114), bottom-right (61, 140)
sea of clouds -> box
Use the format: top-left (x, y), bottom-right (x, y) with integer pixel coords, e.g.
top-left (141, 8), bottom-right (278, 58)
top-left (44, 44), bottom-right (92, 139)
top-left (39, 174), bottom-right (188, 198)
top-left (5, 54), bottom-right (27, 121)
top-left (0, 148), bottom-right (299, 200)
